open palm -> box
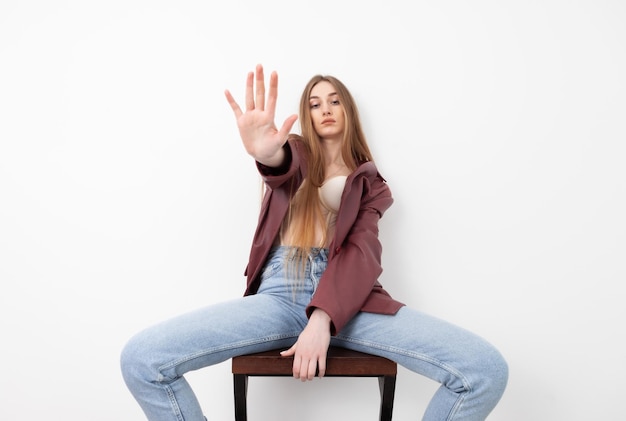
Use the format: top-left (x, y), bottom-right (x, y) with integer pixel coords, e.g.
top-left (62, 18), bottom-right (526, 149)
top-left (225, 64), bottom-right (298, 166)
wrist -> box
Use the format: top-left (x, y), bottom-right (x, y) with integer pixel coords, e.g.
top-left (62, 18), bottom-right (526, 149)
top-left (310, 308), bottom-right (331, 325)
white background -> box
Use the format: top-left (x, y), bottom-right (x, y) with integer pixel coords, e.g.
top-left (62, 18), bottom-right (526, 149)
top-left (1, 1), bottom-right (624, 420)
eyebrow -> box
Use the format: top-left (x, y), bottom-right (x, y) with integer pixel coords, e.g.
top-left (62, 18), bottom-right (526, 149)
top-left (309, 92), bottom-right (339, 100)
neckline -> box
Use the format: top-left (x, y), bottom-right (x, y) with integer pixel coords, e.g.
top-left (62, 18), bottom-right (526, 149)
top-left (323, 174), bottom-right (348, 185)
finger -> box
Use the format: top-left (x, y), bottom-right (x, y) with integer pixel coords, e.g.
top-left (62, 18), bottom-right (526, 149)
top-left (292, 355), bottom-right (302, 379)
top-left (244, 71), bottom-right (254, 111)
top-left (255, 64), bottom-right (265, 111)
top-left (306, 359), bottom-right (317, 381)
top-left (265, 70), bottom-right (279, 116)
top-left (277, 114), bottom-right (298, 141)
top-left (317, 356), bottom-right (326, 378)
top-left (224, 89), bottom-right (242, 119)
top-left (280, 346), bottom-right (296, 357)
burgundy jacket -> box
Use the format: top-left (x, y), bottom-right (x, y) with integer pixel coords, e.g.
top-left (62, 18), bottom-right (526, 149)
top-left (243, 137), bottom-right (404, 334)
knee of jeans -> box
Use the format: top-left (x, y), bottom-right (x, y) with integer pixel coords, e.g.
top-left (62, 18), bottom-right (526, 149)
top-left (120, 330), bottom-right (160, 386)
top-left (481, 347), bottom-right (509, 398)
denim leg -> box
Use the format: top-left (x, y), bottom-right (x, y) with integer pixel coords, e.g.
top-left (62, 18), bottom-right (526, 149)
top-left (120, 247), bottom-right (321, 421)
top-left (333, 307), bottom-right (509, 421)
top-left (120, 294), bottom-right (308, 421)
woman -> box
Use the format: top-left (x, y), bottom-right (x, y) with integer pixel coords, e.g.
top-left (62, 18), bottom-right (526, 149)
top-left (121, 64), bottom-right (508, 420)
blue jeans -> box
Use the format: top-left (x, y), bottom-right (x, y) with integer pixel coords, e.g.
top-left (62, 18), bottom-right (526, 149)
top-left (121, 247), bottom-right (508, 420)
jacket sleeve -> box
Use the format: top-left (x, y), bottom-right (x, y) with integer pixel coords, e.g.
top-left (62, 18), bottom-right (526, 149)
top-left (243, 137), bottom-right (306, 291)
top-left (255, 137), bottom-right (305, 190)
top-left (305, 173), bottom-right (394, 335)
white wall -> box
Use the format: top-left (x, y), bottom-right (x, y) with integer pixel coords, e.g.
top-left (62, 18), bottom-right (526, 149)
top-left (1, 1), bottom-right (624, 420)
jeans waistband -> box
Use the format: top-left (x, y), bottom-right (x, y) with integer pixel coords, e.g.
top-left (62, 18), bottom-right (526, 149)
top-left (268, 246), bottom-right (329, 263)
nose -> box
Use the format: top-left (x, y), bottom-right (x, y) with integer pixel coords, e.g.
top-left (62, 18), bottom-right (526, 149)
top-left (322, 107), bottom-right (332, 116)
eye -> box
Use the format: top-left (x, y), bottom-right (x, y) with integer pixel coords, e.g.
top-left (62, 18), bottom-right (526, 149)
top-left (310, 102), bottom-right (320, 109)
top-left (331, 99), bottom-right (340, 105)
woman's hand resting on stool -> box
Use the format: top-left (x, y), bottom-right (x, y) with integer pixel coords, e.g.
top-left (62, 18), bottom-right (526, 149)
top-left (280, 308), bottom-right (331, 381)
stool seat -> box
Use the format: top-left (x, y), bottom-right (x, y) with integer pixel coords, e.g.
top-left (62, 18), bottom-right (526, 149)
top-left (232, 346), bottom-right (397, 421)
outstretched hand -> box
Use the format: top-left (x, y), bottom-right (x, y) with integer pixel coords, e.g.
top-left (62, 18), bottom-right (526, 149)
top-left (224, 64), bottom-right (298, 167)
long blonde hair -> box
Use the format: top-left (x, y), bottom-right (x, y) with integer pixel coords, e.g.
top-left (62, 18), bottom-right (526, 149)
top-left (283, 75), bottom-right (375, 276)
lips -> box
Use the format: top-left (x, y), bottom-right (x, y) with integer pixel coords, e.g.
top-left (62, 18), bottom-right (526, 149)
top-left (321, 118), bottom-right (335, 124)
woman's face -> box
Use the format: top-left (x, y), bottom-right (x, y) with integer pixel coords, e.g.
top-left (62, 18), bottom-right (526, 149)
top-left (309, 81), bottom-right (345, 141)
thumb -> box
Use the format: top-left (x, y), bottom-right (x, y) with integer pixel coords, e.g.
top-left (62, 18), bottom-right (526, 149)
top-left (278, 114), bottom-right (298, 140)
top-left (280, 345), bottom-right (296, 357)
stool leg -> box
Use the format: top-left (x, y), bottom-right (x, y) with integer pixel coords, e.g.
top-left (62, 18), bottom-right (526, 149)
top-left (378, 375), bottom-right (397, 421)
top-left (233, 374), bottom-right (248, 421)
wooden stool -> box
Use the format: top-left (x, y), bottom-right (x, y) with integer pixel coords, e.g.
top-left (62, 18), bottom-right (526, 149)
top-left (232, 346), bottom-right (397, 421)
